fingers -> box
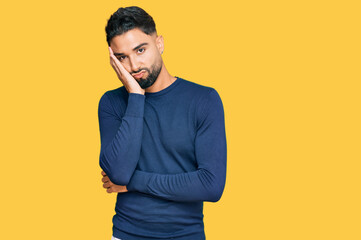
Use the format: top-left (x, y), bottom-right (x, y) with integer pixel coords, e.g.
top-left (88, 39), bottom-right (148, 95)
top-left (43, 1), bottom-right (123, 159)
top-left (104, 181), bottom-right (116, 193)
top-left (101, 169), bottom-right (113, 193)
top-left (102, 176), bottom-right (109, 183)
top-left (102, 176), bottom-right (114, 193)
top-left (108, 47), bottom-right (119, 67)
top-left (109, 52), bottom-right (129, 87)
top-left (106, 185), bottom-right (128, 194)
top-left (103, 181), bottom-right (112, 188)
top-left (108, 47), bottom-right (132, 80)
top-left (100, 172), bottom-right (128, 194)
top-left (109, 56), bottom-right (120, 74)
top-left (109, 47), bottom-right (124, 72)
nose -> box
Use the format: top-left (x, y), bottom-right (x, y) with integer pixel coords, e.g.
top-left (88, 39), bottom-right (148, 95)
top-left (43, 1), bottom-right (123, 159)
top-left (129, 55), bottom-right (141, 73)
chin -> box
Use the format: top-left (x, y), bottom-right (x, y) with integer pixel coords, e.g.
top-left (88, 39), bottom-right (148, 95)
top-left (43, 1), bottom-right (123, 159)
top-left (138, 78), bottom-right (155, 89)
top-left (140, 82), bottom-right (156, 89)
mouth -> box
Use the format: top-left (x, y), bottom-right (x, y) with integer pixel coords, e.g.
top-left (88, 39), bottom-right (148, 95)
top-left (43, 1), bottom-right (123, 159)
top-left (132, 70), bottom-right (146, 79)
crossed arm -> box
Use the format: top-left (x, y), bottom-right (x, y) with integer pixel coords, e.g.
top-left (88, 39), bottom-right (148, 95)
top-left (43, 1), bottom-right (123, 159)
top-left (98, 92), bottom-right (145, 186)
top-left (99, 89), bottom-right (227, 202)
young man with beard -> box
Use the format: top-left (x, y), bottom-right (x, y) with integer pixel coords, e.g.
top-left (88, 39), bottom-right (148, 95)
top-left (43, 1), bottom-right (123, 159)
top-left (98, 6), bottom-right (227, 240)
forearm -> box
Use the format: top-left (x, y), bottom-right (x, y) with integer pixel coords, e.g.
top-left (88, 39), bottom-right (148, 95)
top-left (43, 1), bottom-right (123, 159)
top-left (99, 93), bottom-right (145, 185)
top-left (127, 165), bottom-right (226, 202)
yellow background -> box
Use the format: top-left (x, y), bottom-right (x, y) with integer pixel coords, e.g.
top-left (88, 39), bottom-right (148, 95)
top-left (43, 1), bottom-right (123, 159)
top-left (1, 0), bottom-right (360, 239)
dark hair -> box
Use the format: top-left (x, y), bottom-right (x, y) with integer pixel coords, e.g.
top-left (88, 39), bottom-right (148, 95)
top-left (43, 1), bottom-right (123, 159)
top-left (105, 6), bottom-right (157, 46)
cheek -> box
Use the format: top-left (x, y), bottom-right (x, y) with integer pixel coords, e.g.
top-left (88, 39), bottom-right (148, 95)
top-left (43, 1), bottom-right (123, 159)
top-left (122, 60), bottom-right (132, 72)
top-left (145, 51), bottom-right (155, 62)
top-left (144, 49), bottom-right (160, 65)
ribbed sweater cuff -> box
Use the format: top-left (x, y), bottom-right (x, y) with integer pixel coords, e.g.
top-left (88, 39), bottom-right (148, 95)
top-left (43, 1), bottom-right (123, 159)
top-left (124, 93), bottom-right (145, 118)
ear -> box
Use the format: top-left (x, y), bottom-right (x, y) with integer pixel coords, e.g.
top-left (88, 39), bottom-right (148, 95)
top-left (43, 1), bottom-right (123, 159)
top-left (156, 35), bottom-right (164, 54)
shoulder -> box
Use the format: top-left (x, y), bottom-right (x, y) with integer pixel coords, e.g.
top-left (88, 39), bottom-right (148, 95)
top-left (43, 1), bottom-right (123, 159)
top-left (177, 77), bottom-right (223, 107)
top-left (179, 77), bottom-right (223, 107)
top-left (99, 86), bottom-right (128, 102)
top-left (177, 77), bottom-right (224, 125)
top-left (98, 86), bottom-right (128, 117)
top-left (178, 77), bottom-right (215, 96)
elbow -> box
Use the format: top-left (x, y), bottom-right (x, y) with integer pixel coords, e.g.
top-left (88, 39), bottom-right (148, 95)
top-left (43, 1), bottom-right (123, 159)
top-left (200, 169), bottom-right (226, 202)
top-left (102, 169), bottom-right (132, 186)
top-left (108, 173), bottom-right (131, 186)
top-left (206, 186), bottom-right (224, 202)
top-left (204, 181), bottom-right (225, 202)
top-left (101, 166), bottom-right (132, 185)
top-left (99, 154), bottom-right (132, 186)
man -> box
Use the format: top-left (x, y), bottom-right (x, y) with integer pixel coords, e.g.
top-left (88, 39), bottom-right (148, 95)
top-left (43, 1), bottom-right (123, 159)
top-left (98, 6), bottom-right (227, 240)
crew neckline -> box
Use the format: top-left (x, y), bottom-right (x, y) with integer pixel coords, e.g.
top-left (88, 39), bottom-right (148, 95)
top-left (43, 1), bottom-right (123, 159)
top-left (145, 76), bottom-right (181, 98)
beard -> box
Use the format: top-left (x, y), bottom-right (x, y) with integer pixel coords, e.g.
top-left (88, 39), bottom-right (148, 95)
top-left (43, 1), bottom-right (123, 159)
top-left (133, 60), bottom-right (163, 89)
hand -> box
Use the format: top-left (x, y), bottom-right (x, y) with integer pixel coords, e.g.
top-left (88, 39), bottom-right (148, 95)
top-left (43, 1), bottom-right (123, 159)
top-left (108, 47), bottom-right (145, 95)
top-left (101, 170), bottom-right (128, 193)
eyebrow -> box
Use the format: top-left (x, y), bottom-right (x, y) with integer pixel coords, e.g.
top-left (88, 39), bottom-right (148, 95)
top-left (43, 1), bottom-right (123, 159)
top-left (113, 43), bottom-right (148, 56)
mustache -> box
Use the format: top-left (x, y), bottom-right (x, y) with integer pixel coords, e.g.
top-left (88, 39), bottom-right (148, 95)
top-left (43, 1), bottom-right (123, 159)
top-left (131, 68), bottom-right (150, 75)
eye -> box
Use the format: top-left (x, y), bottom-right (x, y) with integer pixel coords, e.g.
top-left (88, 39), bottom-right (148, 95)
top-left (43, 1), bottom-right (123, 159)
top-left (137, 48), bottom-right (145, 54)
top-left (117, 56), bottom-right (126, 61)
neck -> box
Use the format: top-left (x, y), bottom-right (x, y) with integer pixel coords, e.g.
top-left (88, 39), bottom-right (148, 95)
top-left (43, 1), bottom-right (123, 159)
top-left (144, 63), bottom-right (176, 93)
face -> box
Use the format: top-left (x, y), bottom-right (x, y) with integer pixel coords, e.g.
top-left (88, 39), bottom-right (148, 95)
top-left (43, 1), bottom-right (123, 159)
top-left (110, 28), bottom-right (164, 89)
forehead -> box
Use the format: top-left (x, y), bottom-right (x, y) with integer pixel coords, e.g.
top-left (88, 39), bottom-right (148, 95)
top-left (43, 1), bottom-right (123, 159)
top-left (110, 28), bottom-right (156, 52)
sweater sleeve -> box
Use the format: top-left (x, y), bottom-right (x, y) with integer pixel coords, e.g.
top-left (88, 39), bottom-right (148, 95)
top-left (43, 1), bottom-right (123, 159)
top-left (98, 92), bottom-right (145, 185)
top-left (127, 89), bottom-right (227, 202)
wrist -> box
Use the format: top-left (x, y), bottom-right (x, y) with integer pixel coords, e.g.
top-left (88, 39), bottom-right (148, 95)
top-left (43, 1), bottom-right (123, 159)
top-left (129, 91), bottom-right (144, 95)
top-left (128, 88), bottom-right (145, 95)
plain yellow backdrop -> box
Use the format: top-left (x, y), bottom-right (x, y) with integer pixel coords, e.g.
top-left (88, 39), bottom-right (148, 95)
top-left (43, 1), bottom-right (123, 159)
top-left (0, 0), bottom-right (360, 239)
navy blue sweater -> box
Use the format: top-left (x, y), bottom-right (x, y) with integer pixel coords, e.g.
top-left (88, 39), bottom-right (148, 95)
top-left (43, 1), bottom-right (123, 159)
top-left (98, 77), bottom-right (227, 240)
